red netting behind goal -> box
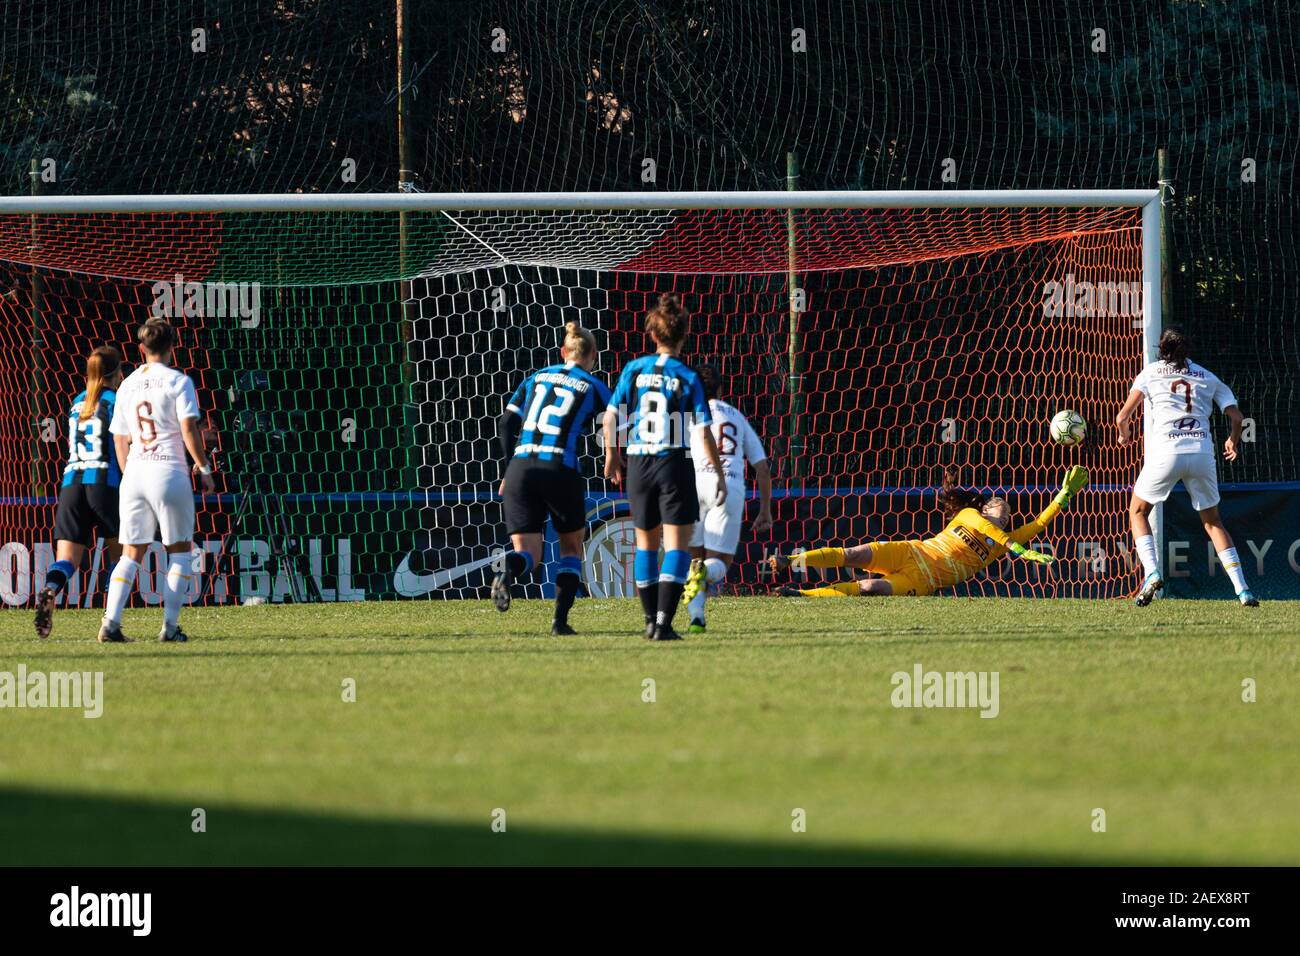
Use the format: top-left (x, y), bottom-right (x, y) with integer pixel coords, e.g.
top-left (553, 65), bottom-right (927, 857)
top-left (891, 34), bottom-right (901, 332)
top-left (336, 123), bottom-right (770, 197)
top-left (601, 208), bottom-right (1145, 597)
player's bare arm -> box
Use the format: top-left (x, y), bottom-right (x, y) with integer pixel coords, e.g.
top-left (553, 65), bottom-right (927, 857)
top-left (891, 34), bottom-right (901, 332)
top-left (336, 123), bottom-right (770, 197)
top-left (113, 432), bottom-right (131, 472)
top-left (1115, 388), bottom-right (1143, 446)
top-left (751, 459), bottom-right (773, 533)
top-left (601, 406), bottom-right (624, 483)
top-left (1223, 404), bottom-right (1244, 461)
top-left (181, 416), bottom-right (215, 493)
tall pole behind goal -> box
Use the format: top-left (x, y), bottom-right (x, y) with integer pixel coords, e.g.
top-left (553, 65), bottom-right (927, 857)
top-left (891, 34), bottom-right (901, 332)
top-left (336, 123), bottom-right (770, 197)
top-left (27, 158), bottom-right (43, 501)
top-left (395, 0), bottom-right (417, 490)
top-left (785, 152), bottom-right (803, 480)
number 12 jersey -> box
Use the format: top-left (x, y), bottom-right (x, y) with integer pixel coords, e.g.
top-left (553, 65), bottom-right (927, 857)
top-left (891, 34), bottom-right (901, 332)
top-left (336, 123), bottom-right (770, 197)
top-left (505, 362), bottom-right (612, 471)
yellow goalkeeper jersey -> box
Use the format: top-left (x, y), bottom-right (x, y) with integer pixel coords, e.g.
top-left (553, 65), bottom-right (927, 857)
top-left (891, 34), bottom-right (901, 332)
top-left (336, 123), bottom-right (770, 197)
top-left (884, 501), bottom-right (1061, 594)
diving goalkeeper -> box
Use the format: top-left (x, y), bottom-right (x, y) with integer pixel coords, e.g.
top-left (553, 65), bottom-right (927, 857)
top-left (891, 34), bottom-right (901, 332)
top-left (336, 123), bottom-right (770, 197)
top-left (769, 466), bottom-right (1088, 596)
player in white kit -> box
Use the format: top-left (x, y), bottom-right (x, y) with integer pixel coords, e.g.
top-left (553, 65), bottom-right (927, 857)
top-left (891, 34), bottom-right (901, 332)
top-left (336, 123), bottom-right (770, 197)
top-left (98, 319), bottom-right (215, 643)
top-left (1116, 327), bottom-right (1257, 607)
top-left (682, 366), bottom-right (773, 632)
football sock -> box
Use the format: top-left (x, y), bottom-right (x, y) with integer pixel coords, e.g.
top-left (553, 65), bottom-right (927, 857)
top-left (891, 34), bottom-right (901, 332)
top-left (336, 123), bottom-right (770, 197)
top-left (634, 549), bottom-right (659, 623)
top-left (553, 555), bottom-right (582, 626)
top-left (45, 559), bottom-right (74, 597)
top-left (103, 557), bottom-right (140, 626)
top-left (163, 554), bottom-right (192, 630)
top-left (503, 550), bottom-right (534, 577)
top-left (1134, 534), bottom-right (1159, 578)
top-left (656, 549), bottom-right (691, 628)
top-left (686, 558), bottom-right (728, 622)
top-left (1217, 548), bottom-right (1248, 594)
top-left (802, 581), bottom-right (859, 597)
top-left (686, 588), bottom-right (706, 622)
top-left (795, 547), bottom-right (846, 569)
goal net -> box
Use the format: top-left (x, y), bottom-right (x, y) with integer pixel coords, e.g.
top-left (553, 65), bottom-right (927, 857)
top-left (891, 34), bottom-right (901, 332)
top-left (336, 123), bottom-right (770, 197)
top-left (0, 193), bottom-right (1153, 607)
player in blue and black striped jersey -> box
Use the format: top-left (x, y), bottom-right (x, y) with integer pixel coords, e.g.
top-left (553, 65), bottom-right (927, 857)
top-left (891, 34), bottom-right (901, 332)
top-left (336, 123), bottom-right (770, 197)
top-left (34, 346), bottom-right (126, 638)
top-left (494, 321), bottom-right (612, 634)
top-left (603, 293), bottom-right (726, 641)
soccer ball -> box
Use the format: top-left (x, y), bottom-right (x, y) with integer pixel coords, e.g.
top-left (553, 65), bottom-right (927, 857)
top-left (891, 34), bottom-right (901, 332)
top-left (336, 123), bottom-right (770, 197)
top-left (1049, 409), bottom-right (1087, 446)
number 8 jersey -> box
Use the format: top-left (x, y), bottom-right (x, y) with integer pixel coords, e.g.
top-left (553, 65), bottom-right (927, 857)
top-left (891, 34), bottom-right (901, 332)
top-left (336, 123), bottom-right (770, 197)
top-left (609, 353), bottom-right (711, 457)
top-left (109, 361), bottom-right (202, 470)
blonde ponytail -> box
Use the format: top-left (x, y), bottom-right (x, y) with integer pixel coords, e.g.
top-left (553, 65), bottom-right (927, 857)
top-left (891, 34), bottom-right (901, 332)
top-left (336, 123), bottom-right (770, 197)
top-left (563, 321), bottom-right (597, 362)
top-left (80, 346), bottom-right (123, 422)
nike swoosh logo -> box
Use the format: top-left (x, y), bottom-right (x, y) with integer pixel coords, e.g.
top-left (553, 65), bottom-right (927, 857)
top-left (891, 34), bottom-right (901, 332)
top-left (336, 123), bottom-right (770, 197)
top-left (393, 552), bottom-right (500, 597)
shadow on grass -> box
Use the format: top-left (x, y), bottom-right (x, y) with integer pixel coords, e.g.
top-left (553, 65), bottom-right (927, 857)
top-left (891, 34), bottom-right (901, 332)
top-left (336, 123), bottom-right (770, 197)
top-left (0, 786), bottom-right (1169, 866)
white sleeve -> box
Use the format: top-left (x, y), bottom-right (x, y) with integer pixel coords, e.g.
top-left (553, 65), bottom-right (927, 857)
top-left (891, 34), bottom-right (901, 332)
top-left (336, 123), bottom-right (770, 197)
top-left (108, 384), bottom-right (129, 435)
top-left (1214, 376), bottom-right (1238, 411)
top-left (176, 376), bottom-right (200, 421)
top-left (1130, 366), bottom-right (1148, 396)
top-left (742, 416), bottom-right (766, 465)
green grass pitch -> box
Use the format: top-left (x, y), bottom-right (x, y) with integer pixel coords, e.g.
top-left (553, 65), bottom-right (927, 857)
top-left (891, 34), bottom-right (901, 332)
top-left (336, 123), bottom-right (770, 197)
top-left (2, 597), bottom-right (1297, 866)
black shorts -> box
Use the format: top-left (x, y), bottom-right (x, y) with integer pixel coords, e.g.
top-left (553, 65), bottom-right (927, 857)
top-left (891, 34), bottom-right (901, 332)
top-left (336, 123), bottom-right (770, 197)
top-left (52, 480), bottom-right (120, 546)
top-left (502, 459), bottom-right (587, 535)
top-left (626, 452), bottom-right (698, 530)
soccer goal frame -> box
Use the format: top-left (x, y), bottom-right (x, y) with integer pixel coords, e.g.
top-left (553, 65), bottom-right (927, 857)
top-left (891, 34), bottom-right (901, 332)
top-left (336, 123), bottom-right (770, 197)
top-left (0, 188), bottom-right (1166, 588)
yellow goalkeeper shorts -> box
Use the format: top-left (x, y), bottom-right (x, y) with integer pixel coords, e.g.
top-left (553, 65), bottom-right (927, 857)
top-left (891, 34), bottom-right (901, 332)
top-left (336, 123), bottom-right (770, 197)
top-left (864, 541), bottom-right (934, 597)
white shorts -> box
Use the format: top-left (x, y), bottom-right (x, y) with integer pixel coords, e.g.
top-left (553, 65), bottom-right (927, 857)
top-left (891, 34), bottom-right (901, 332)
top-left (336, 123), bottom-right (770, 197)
top-left (1134, 453), bottom-right (1220, 511)
top-left (690, 471), bottom-right (745, 555)
top-left (118, 466), bottom-right (196, 546)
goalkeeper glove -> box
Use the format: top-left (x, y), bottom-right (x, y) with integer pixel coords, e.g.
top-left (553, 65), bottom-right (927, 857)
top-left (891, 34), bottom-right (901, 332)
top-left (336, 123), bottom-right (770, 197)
top-left (1054, 465), bottom-right (1090, 508)
top-left (1008, 541), bottom-right (1054, 565)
